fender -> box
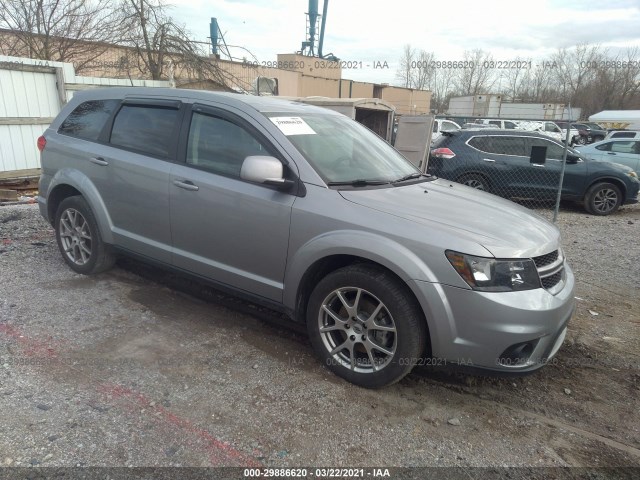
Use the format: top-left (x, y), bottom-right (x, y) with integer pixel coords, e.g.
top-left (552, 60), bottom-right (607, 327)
top-left (282, 229), bottom-right (438, 312)
top-left (46, 168), bottom-right (114, 244)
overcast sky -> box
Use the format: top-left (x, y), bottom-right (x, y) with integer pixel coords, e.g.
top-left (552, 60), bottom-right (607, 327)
top-left (171, 0), bottom-right (640, 85)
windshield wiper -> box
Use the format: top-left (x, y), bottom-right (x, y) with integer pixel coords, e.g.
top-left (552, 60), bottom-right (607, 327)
top-left (327, 179), bottom-right (391, 187)
top-left (393, 172), bottom-right (430, 183)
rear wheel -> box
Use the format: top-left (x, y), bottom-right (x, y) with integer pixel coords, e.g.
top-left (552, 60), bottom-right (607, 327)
top-left (584, 182), bottom-right (622, 216)
top-left (307, 264), bottom-right (427, 388)
top-left (576, 135), bottom-right (587, 145)
top-left (54, 196), bottom-right (116, 274)
top-left (457, 173), bottom-right (490, 192)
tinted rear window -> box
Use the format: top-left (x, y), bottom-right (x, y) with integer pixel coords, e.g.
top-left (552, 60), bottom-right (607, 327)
top-left (110, 105), bottom-right (179, 157)
top-left (59, 100), bottom-right (119, 141)
top-left (468, 135), bottom-right (526, 156)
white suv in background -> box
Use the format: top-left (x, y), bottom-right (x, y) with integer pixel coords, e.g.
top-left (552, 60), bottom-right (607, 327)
top-left (517, 121), bottom-right (579, 144)
top-left (605, 130), bottom-right (640, 140)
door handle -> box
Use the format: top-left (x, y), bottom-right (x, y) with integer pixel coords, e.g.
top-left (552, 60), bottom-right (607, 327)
top-left (607, 152), bottom-right (616, 155)
top-left (482, 158), bottom-right (496, 163)
top-left (89, 157), bottom-right (108, 166)
top-left (173, 180), bottom-right (199, 191)
top-left (531, 163), bottom-right (546, 168)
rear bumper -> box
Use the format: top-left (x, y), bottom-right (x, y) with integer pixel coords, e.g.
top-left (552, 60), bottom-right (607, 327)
top-left (37, 195), bottom-right (48, 222)
top-left (410, 263), bottom-right (575, 373)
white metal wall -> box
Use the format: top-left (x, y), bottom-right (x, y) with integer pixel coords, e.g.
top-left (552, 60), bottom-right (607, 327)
top-left (0, 68), bottom-right (59, 171)
top-left (0, 55), bottom-right (171, 173)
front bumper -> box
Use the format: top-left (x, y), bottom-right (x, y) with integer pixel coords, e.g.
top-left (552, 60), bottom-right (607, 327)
top-left (410, 262), bottom-right (575, 372)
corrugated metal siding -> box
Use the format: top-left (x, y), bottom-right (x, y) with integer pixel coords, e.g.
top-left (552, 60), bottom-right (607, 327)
top-left (0, 68), bottom-right (59, 171)
top-left (0, 55), bottom-right (172, 173)
top-left (0, 124), bottom-right (47, 171)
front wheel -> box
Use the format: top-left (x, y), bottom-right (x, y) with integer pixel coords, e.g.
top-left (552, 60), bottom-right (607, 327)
top-left (307, 264), bottom-right (427, 388)
top-left (54, 196), bottom-right (116, 274)
top-left (584, 182), bottom-right (622, 216)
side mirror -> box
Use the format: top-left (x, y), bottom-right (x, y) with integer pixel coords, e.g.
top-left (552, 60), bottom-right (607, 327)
top-left (566, 155), bottom-right (580, 164)
top-left (240, 156), bottom-right (294, 190)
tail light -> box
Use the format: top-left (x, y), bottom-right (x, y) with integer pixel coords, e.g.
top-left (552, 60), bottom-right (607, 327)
top-left (37, 135), bottom-right (46, 152)
top-left (431, 147), bottom-right (456, 160)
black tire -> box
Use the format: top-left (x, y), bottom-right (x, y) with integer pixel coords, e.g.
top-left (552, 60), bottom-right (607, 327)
top-left (306, 264), bottom-right (427, 388)
top-left (576, 135), bottom-right (587, 145)
top-left (584, 182), bottom-right (622, 216)
top-left (457, 173), bottom-right (490, 192)
top-left (54, 196), bottom-right (116, 274)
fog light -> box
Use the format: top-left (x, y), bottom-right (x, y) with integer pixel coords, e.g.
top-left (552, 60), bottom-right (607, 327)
top-left (498, 340), bottom-right (538, 366)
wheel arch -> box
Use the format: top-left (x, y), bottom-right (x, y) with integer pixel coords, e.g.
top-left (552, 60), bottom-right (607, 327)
top-left (585, 177), bottom-right (627, 200)
top-left (285, 232), bottom-right (436, 353)
top-left (45, 169), bottom-right (114, 243)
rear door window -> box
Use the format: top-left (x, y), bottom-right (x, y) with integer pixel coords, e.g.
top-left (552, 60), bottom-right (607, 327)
top-left (109, 104), bottom-right (180, 158)
top-left (59, 100), bottom-right (120, 141)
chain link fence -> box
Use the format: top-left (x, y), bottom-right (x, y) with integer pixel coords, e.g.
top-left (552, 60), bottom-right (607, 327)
top-left (428, 129), bottom-right (573, 221)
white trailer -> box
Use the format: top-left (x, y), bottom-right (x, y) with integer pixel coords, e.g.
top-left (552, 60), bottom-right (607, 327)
top-left (589, 110), bottom-right (640, 130)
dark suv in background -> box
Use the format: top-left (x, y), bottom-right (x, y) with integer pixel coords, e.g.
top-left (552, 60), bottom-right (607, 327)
top-left (428, 130), bottom-right (639, 215)
top-left (572, 122), bottom-right (607, 145)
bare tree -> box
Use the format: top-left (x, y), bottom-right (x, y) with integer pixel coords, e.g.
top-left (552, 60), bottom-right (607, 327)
top-left (412, 50), bottom-right (434, 90)
top-left (0, 0), bottom-right (123, 72)
top-left (455, 49), bottom-right (496, 96)
top-left (395, 44), bottom-right (415, 88)
top-left (116, 0), bottom-right (247, 90)
top-left (500, 57), bottom-right (532, 101)
top-left (549, 43), bottom-right (601, 103)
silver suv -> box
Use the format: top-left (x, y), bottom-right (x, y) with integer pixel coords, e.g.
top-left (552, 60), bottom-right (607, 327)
top-left (37, 88), bottom-right (575, 388)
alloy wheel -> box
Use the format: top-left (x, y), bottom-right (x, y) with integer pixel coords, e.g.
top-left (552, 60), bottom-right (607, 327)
top-left (593, 188), bottom-right (618, 214)
top-left (58, 208), bottom-right (93, 265)
top-left (464, 179), bottom-right (485, 190)
top-left (318, 287), bottom-right (397, 373)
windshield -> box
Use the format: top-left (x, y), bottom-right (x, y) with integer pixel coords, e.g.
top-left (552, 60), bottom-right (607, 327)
top-left (266, 113), bottom-right (419, 184)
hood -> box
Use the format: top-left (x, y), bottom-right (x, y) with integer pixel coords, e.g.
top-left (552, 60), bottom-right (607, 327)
top-left (340, 179), bottom-right (561, 258)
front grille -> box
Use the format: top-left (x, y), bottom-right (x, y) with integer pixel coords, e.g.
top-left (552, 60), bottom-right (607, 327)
top-left (534, 249), bottom-right (564, 293)
top-left (533, 250), bottom-right (559, 268)
top-left (541, 271), bottom-right (562, 289)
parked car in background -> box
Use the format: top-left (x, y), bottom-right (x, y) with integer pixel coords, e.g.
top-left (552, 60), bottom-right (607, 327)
top-left (575, 138), bottom-right (640, 175)
top-left (37, 88), bottom-right (576, 388)
top-left (605, 130), bottom-right (640, 140)
top-left (516, 121), bottom-right (579, 145)
top-left (428, 130), bottom-right (639, 215)
top-left (431, 118), bottom-right (461, 143)
top-left (570, 122), bottom-right (607, 145)
top-left (475, 119), bottom-right (520, 129)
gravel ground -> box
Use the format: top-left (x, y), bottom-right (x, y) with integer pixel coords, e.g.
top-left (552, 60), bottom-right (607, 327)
top-left (0, 202), bottom-right (639, 472)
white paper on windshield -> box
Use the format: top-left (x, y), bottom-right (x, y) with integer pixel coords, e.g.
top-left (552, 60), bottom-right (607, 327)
top-left (270, 116), bottom-right (316, 136)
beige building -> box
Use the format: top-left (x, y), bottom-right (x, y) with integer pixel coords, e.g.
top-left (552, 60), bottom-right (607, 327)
top-left (0, 30), bottom-right (431, 115)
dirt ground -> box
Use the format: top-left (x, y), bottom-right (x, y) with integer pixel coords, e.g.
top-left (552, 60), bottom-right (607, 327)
top-left (0, 202), bottom-right (639, 475)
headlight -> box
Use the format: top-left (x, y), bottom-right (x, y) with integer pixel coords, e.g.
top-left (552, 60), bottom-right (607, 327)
top-left (446, 250), bottom-right (540, 292)
top-left (629, 171), bottom-right (638, 179)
